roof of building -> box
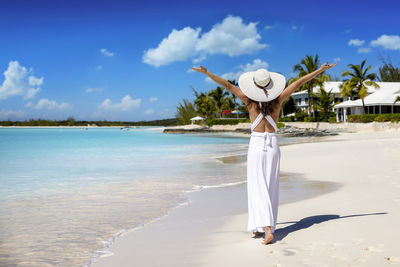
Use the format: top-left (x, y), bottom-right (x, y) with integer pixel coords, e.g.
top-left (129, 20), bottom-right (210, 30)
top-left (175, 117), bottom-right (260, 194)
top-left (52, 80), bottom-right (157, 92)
top-left (291, 81), bottom-right (400, 97)
top-left (334, 86), bottom-right (400, 108)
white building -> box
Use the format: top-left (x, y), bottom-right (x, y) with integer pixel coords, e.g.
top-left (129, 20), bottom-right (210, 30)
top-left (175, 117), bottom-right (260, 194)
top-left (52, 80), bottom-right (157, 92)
top-left (290, 81), bottom-right (400, 122)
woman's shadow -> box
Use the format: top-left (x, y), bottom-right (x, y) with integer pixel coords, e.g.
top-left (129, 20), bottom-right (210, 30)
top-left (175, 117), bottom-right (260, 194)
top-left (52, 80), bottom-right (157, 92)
top-left (271, 212), bottom-right (387, 242)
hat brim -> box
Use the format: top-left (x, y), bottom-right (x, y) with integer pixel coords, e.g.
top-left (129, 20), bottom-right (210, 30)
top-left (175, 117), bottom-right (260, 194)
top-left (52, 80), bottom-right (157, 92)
top-left (238, 71), bottom-right (286, 102)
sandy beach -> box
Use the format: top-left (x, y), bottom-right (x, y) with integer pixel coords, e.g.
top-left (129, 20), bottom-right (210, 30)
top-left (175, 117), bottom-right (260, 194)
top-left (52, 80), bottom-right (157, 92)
top-left (91, 130), bottom-right (400, 267)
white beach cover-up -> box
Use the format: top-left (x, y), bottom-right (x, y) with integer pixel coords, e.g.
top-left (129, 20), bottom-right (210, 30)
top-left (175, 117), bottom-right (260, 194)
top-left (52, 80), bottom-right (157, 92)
top-left (247, 113), bottom-right (280, 233)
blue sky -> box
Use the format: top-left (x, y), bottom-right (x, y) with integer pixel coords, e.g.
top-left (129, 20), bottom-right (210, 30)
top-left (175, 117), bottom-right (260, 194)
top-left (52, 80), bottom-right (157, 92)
top-left (1, 0), bottom-right (399, 121)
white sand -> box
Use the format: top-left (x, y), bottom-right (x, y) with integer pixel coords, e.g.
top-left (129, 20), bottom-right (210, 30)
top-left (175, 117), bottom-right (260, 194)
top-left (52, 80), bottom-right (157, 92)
top-left (91, 131), bottom-right (400, 267)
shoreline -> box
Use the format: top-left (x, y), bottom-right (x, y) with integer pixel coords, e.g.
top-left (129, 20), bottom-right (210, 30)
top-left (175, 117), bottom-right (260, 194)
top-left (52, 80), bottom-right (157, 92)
top-left (89, 132), bottom-right (350, 267)
top-left (89, 174), bottom-right (340, 267)
top-left (90, 130), bottom-right (400, 267)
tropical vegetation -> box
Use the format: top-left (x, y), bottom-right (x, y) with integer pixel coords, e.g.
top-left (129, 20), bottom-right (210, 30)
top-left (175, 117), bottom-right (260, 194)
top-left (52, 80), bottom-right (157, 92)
top-left (288, 54), bottom-right (331, 117)
top-left (176, 99), bottom-right (197, 125)
top-left (340, 59), bottom-right (379, 114)
top-left (176, 55), bottom-right (399, 125)
top-left (347, 114), bottom-right (400, 123)
top-left (307, 87), bottom-right (337, 121)
top-left (378, 56), bottom-right (400, 82)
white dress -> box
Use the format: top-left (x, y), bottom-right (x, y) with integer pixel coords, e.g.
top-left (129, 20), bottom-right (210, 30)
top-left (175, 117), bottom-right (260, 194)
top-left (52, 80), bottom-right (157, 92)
top-left (247, 113), bottom-right (281, 234)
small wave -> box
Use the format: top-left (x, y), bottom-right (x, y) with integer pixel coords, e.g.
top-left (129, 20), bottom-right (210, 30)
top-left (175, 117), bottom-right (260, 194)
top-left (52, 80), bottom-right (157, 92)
top-left (186, 181), bottom-right (247, 193)
top-left (84, 198), bottom-right (192, 267)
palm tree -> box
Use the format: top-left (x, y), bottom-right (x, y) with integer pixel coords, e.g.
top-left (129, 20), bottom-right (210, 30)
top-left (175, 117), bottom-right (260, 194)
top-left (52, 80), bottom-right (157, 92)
top-left (193, 89), bottom-right (218, 119)
top-left (208, 86), bottom-right (229, 117)
top-left (393, 96), bottom-right (400, 113)
top-left (289, 54), bottom-right (331, 117)
top-left (378, 56), bottom-right (400, 82)
top-left (282, 96), bottom-right (296, 117)
top-left (227, 80), bottom-right (239, 108)
top-left (340, 60), bottom-right (380, 114)
top-left (308, 88), bottom-right (336, 121)
top-left (176, 99), bottom-right (197, 125)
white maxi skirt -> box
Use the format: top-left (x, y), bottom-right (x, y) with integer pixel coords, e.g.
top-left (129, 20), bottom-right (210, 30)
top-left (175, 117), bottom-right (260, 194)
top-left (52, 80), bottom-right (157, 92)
top-left (247, 131), bottom-right (281, 233)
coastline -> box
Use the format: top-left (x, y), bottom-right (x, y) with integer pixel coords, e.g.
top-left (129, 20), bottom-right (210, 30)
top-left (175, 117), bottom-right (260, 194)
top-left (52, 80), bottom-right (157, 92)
top-left (90, 130), bottom-right (400, 267)
top-left (89, 173), bottom-right (340, 267)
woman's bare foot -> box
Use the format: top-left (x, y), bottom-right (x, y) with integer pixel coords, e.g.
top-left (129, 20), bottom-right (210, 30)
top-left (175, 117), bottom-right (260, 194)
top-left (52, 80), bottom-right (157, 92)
top-left (262, 227), bottom-right (274, 245)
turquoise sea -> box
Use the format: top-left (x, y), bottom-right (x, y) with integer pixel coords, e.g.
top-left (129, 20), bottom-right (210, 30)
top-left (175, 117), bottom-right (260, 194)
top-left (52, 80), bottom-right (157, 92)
top-left (0, 127), bottom-right (313, 267)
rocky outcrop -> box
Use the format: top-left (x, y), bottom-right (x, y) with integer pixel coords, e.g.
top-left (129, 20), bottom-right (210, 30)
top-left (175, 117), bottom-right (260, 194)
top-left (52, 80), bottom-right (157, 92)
top-left (277, 125), bottom-right (339, 137)
top-left (163, 124), bottom-right (340, 137)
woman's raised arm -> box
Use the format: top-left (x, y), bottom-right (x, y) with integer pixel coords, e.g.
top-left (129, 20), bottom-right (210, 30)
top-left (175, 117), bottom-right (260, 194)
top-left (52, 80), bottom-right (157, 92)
top-left (277, 62), bottom-right (337, 104)
top-left (191, 66), bottom-right (251, 105)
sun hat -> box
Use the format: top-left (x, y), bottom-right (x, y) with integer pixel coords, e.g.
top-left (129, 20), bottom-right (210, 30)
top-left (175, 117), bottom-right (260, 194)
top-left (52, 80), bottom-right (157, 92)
top-left (238, 69), bottom-right (286, 102)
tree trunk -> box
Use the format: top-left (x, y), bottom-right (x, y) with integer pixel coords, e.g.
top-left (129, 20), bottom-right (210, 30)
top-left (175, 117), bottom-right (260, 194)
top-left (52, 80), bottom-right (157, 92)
top-left (307, 89), bottom-right (311, 117)
top-left (361, 99), bottom-right (366, 114)
top-left (310, 81), bottom-right (315, 118)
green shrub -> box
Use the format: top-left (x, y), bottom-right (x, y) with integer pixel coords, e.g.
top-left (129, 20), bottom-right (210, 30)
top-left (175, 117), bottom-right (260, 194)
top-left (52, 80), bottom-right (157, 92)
top-left (205, 118), bottom-right (250, 126)
top-left (347, 114), bottom-right (376, 122)
top-left (374, 114), bottom-right (387, 122)
top-left (294, 110), bottom-right (306, 121)
top-left (279, 116), bottom-right (294, 122)
top-left (328, 117), bottom-right (337, 123)
top-left (304, 117), bottom-right (316, 122)
top-left (347, 114), bottom-right (400, 123)
top-left (277, 122), bottom-right (285, 129)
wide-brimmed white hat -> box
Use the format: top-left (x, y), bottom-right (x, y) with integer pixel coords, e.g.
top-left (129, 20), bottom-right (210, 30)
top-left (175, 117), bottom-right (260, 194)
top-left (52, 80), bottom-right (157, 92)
top-left (238, 69), bottom-right (286, 102)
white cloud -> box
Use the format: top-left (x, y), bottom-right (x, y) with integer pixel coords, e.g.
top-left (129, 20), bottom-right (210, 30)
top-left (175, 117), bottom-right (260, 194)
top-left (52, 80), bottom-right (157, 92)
top-left (100, 48), bottom-right (114, 57)
top-left (143, 27), bottom-right (201, 67)
top-left (370, 34), bottom-right (400, 50)
top-left (86, 87), bottom-right (103, 93)
top-left (333, 57), bottom-right (341, 62)
top-left (207, 58), bottom-right (269, 83)
top-left (25, 101), bottom-right (33, 107)
top-left (143, 15), bottom-right (268, 67)
top-left (100, 95), bottom-right (141, 111)
top-left (343, 29), bottom-right (352, 34)
top-left (192, 54), bottom-right (207, 64)
top-left (95, 65), bottom-right (103, 70)
top-left (195, 15), bottom-right (267, 57)
top-left (290, 24), bottom-right (304, 31)
top-left (33, 98), bottom-right (71, 110)
top-left (348, 39), bottom-right (365, 46)
top-left (357, 47), bottom-right (371, 54)
top-left (264, 23), bottom-right (279, 30)
top-left (149, 97), bottom-right (158, 102)
top-left (0, 109), bottom-right (26, 120)
top-left (144, 109), bottom-right (154, 115)
top-left (0, 61), bottom-right (43, 100)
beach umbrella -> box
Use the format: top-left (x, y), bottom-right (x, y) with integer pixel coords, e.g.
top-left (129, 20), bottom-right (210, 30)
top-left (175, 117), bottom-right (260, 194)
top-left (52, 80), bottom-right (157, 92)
top-left (190, 116), bottom-right (204, 125)
top-left (222, 110), bottom-right (232, 114)
top-left (232, 110), bottom-right (243, 114)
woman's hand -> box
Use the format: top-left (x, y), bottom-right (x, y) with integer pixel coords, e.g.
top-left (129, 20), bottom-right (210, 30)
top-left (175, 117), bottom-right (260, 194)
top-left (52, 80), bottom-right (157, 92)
top-left (319, 62), bottom-right (337, 72)
top-left (191, 66), bottom-right (208, 74)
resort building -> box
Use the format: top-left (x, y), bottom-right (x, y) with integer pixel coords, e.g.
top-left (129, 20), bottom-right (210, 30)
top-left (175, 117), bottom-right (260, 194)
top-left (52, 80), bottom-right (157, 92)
top-left (290, 81), bottom-right (400, 122)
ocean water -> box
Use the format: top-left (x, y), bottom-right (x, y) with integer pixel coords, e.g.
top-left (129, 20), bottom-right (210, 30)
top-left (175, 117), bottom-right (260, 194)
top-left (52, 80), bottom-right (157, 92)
top-left (0, 127), bottom-right (317, 267)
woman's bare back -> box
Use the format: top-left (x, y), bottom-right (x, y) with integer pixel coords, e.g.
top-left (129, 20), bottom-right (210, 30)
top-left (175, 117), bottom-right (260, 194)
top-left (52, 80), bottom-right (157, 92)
top-left (247, 102), bottom-right (281, 133)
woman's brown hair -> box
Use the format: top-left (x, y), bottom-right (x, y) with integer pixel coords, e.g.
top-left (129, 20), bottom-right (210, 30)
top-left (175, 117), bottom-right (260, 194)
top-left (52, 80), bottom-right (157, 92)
top-left (250, 97), bottom-right (280, 116)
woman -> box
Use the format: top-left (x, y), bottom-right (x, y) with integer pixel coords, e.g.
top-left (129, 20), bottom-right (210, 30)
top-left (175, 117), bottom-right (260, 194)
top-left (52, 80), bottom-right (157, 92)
top-left (191, 62), bottom-right (336, 245)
